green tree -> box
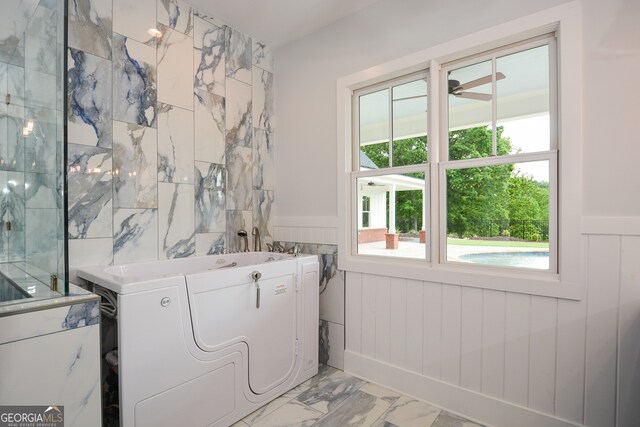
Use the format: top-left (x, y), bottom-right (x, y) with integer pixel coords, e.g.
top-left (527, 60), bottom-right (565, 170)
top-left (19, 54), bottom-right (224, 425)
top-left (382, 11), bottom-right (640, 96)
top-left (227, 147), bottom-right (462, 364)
top-left (446, 126), bottom-right (513, 237)
top-left (506, 174), bottom-right (549, 240)
top-left (360, 127), bottom-right (550, 241)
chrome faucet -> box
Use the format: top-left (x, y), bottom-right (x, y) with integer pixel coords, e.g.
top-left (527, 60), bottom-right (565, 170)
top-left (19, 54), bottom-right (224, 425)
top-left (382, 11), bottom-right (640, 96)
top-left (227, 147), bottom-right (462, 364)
top-left (252, 226), bottom-right (261, 252)
top-left (237, 230), bottom-right (249, 252)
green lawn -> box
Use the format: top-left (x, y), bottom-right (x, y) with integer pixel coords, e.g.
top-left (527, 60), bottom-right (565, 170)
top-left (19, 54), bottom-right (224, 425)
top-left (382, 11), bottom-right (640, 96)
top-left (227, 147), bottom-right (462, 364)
top-left (447, 238), bottom-right (549, 248)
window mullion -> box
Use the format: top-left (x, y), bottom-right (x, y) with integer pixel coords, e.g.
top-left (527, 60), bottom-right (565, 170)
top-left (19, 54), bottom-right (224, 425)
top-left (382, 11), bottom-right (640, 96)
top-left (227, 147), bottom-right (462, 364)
top-left (491, 56), bottom-right (498, 156)
top-left (388, 84), bottom-right (394, 167)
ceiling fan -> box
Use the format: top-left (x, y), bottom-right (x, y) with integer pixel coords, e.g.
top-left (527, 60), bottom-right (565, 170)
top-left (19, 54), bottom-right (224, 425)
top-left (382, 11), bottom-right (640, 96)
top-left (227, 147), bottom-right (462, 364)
top-left (448, 72), bottom-right (506, 101)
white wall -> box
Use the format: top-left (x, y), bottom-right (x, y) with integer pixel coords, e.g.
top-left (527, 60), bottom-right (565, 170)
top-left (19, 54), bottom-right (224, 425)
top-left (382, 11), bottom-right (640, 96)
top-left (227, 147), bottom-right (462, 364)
top-left (273, 0), bottom-right (640, 426)
top-left (274, 0), bottom-right (640, 218)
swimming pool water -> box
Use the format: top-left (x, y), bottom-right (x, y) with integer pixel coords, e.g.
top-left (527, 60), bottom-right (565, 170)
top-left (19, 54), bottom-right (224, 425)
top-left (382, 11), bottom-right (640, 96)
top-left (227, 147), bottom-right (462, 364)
top-left (459, 251), bottom-right (549, 270)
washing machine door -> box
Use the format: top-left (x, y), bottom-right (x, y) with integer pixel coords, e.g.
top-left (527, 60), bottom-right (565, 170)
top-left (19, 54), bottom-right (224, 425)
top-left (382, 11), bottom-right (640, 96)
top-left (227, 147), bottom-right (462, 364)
top-left (186, 261), bottom-right (298, 395)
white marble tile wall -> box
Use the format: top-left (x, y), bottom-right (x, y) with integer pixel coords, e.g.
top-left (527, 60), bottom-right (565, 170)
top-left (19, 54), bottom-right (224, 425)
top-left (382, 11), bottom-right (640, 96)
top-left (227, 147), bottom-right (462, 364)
top-left (67, 0), bottom-right (275, 274)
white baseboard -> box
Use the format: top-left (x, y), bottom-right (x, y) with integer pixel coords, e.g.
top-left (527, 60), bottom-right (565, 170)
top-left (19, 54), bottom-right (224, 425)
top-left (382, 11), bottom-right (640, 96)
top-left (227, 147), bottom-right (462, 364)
top-left (344, 351), bottom-right (583, 427)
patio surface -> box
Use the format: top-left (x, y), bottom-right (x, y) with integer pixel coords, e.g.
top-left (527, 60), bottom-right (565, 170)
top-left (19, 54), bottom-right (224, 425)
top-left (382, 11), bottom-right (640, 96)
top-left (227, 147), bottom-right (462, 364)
top-left (358, 239), bottom-right (548, 261)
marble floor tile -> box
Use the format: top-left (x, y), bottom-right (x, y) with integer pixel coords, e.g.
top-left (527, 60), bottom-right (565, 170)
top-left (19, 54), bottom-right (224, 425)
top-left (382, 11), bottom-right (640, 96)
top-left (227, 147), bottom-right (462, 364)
top-left (431, 411), bottom-right (485, 427)
top-left (234, 367), bottom-right (484, 427)
top-left (250, 401), bottom-right (323, 427)
top-left (314, 390), bottom-right (391, 427)
top-left (381, 395), bottom-right (441, 427)
top-left (359, 383), bottom-right (402, 404)
top-left (294, 370), bottom-right (366, 414)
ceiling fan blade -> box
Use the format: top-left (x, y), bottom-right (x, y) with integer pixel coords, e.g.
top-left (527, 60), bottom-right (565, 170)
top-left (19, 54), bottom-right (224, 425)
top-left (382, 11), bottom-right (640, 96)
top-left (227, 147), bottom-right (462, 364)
top-left (455, 92), bottom-right (492, 101)
top-left (458, 72), bottom-right (506, 91)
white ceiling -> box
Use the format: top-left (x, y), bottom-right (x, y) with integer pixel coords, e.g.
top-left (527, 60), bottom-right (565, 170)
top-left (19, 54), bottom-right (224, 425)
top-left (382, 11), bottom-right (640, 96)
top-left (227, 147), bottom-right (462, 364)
top-left (188, 0), bottom-right (382, 48)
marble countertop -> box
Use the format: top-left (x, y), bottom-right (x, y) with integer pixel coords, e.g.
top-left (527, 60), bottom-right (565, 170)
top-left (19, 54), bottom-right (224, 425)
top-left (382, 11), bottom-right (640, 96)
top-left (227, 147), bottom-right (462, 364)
top-left (0, 263), bottom-right (98, 317)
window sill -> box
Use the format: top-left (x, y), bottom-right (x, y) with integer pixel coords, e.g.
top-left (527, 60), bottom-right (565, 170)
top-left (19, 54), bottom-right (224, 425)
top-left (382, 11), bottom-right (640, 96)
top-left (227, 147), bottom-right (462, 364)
top-left (339, 253), bottom-right (583, 300)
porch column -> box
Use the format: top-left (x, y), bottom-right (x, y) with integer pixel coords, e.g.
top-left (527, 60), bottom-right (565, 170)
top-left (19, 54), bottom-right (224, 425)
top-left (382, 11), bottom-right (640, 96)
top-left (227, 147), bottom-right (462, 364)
top-left (420, 190), bottom-right (427, 243)
top-left (386, 184), bottom-right (399, 249)
top-left (388, 184), bottom-right (396, 234)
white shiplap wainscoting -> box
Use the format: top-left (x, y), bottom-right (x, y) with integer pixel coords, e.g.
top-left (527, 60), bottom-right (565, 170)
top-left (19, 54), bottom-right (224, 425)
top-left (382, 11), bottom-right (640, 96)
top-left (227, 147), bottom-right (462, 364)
top-left (346, 231), bottom-right (640, 427)
top-left (274, 217), bottom-right (338, 245)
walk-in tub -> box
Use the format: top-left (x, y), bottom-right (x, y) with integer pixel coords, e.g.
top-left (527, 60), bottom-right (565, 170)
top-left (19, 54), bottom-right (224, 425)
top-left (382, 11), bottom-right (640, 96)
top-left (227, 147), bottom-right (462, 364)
top-left (77, 252), bottom-right (319, 427)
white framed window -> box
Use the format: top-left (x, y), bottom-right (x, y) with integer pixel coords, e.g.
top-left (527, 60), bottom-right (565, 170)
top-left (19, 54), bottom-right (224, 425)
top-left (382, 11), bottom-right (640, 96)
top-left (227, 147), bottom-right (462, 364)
top-left (440, 36), bottom-right (558, 273)
top-left (353, 71), bottom-right (430, 260)
top-left (337, 3), bottom-right (583, 299)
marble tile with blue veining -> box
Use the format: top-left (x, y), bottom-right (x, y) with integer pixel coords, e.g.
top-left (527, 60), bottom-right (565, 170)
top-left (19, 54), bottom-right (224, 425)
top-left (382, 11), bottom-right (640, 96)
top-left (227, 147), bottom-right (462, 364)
top-left (24, 3), bottom-right (57, 75)
top-left (253, 129), bottom-right (273, 191)
top-left (319, 253), bottom-right (345, 325)
top-left (252, 41), bottom-right (274, 73)
top-left (226, 78), bottom-right (252, 147)
top-left (250, 401), bottom-right (322, 427)
top-left (294, 369), bottom-right (366, 414)
top-left (319, 253), bottom-right (338, 295)
top-left (157, 103), bottom-right (194, 184)
top-left (0, 0), bottom-right (39, 63)
top-left (158, 182), bottom-right (195, 259)
top-left (318, 244), bottom-right (338, 255)
top-left (252, 68), bottom-right (274, 131)
top-left (113, 121), bottom-right (157, 208)
top-left (67, 144), bottom-right (112, 239)
top-left (194, 18), bottom-right (225, 97)
top-left (25, 107), bottom-right (57, 174)
top-left (113, 34), bottom-right (157, 128)
top-left (25, 173), bottom-right (59, 208)
top-left (113, 208), bottom-right (158, 264)
top-left (63, 300), bottom-right (100, 329)
top-left (226, 210), bottom-right (252, 253)
top-left (326, 321), bottom-right (345, 370)
top-left (300, 243), bottom-right (318, 256)
top-left (195, 232), bottom-right (225, 256)
top-left (383, 396), bottom-right (441, 427)
top-left (67, 48), bottom-right (112, 148)
top-left (112, 0), bottom-right (156, 45)
top-left (195, 161), bottom-right (225, 233)
top-left (253, 190), bottom-right (273, 242)
top-left (192, 9), bottom-right (225, 29)
top-left (194, 89), bottom-right (225, 163)
top-left (68, 0), bottom-right (112, 60)
top-left (26, 208), bottom-right (58, 273)
top-left (319, 319), bottom-right (330, 365)
top-left (158, 0), bottom-right (193, 36)
top-left (432, 411), bottom-right (486, 427)
top-left (315, 390), bottom-right (391, 427)
top-left (226, 144), bottom-right (252, 211)
top-left (7, 65), bottom-right (25, 107)
top-left (225, 27), bottom-right (251, 84)
top-left (0, 104), bottom-right (25, 171)
top-left (157, 24), bottom-right (194, 111)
